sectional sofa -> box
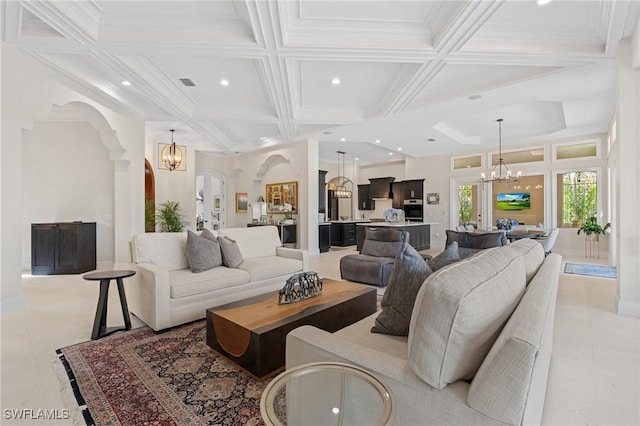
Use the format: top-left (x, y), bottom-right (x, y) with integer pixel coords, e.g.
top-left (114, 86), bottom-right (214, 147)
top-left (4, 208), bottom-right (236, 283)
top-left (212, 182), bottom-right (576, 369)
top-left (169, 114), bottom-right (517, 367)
top-left (122, 226), bottom-right (308, 331)
top-left (286, 239), bottom-right (561, 425)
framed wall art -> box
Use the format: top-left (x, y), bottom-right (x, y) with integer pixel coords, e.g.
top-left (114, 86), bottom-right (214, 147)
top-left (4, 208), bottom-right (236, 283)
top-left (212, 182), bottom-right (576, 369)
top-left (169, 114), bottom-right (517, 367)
top-left (266, 181), bottom-right (298, 214)
top-left (427, 193), bottom-right (440, 205)
top-left (235, 192), bottom-right (248, 213)
top-left (157, 143), bottom-right (187, 171)
top-left (213, 196), bottom-right (221, 211)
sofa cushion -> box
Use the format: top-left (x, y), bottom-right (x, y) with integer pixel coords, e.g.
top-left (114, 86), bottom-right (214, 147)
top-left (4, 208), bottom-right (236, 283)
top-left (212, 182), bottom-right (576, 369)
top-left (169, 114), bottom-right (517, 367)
top-left (506, 238), bottom-right (545, 284)
top-left (219, 226), bottom-right (280, 259)
top-left (186, 231), bottom-right (223, 273)
top-left (340, 254), bottom-right (395, 286)
top-left (372, 243), bottom-right (432, 336)
top-left (236, 256), bottom-right (303, 282)
top-left (218, 236), bottom-right (244, 268)
top-left (361, 228), bottom-right (407, 258)
top-left (132, 232), bottom-right (189, 271)
top-left (427, 241), bottom-right (460, 271)
top-left (408, 246), bottom-right (526, 389)
top-left (445, 230), bottom-right (507, 259)
top-left (201, 228), bottom-right (219, 241)
top-left (169, 267), bottom-right (250, 298)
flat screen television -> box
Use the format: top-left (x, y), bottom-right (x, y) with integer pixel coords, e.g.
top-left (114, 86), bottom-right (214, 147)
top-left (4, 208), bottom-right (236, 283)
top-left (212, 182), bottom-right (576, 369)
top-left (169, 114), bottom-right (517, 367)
top-left (496, 192), bottom-right (531, 210)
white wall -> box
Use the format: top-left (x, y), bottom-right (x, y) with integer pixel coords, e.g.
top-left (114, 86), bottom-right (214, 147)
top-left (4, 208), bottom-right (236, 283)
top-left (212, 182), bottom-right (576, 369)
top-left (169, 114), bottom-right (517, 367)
top-left (21, 121), bottom-right (115, 269)
top-left (1, 43), bottom-right (145, 314)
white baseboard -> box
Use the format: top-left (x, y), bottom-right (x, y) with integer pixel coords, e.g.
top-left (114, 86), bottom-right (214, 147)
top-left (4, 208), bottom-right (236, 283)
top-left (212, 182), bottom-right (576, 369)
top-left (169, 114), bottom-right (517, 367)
top-left (617, 298), bottom-right (640, 317)
top-left (1, 296), bottom-right (25, 315)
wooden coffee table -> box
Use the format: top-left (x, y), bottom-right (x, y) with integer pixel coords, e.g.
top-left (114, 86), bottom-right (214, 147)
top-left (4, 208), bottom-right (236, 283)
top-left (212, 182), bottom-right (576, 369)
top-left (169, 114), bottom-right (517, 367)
top-left (205, 279), bottom-right (377, 379)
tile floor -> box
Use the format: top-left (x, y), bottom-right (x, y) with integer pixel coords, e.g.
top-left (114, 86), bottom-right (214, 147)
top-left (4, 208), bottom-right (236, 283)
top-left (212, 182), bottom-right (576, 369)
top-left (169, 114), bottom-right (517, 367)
top-left (1, 246), bottom-right (638, 425)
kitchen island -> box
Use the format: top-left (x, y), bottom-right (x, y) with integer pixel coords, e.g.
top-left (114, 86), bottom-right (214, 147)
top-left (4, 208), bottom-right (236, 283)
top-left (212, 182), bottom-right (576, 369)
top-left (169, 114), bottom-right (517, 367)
top-left (329, 220), bottom-right (371, 247)
top-left (356, 222), bottom-right (437, 252)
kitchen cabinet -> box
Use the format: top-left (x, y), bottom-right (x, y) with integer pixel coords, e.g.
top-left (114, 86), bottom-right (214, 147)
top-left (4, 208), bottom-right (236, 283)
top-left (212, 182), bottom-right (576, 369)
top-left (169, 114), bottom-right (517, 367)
top-left (356, 223), bottom-right (431, 252)
top-left (31, 222), bottom-right (96, 275)
top-left (404, 179), bottom-right (424, 199)
top-left (330, 222), bottom-right (369, 246)
top-left (319, 224), bottom-right (331, 253)
top-left (319, 170), bottom-right (328, 214)
top-left (357, 184), bottom-right (373, 210)
top-left (392, 181), bottom-right (405, 209)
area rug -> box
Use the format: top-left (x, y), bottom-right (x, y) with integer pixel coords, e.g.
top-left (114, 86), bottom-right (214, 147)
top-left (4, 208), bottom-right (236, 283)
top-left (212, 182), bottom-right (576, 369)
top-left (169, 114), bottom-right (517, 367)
top-left (564, 262), bottom-right (617, 279)
top-left (57, 321), bottom-right (267, 426)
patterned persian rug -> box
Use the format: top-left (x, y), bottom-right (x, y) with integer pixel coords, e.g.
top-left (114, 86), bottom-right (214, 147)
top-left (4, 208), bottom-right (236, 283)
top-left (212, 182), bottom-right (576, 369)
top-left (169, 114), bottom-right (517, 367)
top-left (57, 321), bottom-right (267, 426)
top-left (564, 262), bottom-right (617, 279)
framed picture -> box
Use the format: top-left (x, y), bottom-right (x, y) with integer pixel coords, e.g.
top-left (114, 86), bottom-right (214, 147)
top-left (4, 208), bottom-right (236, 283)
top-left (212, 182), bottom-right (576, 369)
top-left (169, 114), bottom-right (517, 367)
top-left (157, 143), bottom-right (187, 171)
top-left (266, 181), bottom-right (298, 214)
top-left (235, 192), bottom-right (248, 213)
top-left (213, 196), bottom-right (221, 211)
top-left (427, 193), bottom-right (440, 205)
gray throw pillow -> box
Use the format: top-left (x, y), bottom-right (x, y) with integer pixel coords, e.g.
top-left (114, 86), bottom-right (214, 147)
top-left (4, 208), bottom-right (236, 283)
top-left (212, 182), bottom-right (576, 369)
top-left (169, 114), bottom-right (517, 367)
top-left (186, 230), bottom-right (223, 273)
top-left (428, 241), bottom-right (460, 271)
top-left (218, 236), bottom-right (244, 268)
top-left (371, 243), bottom-right (432, 336)
top-left (201, 228), bottom-right (217, 241)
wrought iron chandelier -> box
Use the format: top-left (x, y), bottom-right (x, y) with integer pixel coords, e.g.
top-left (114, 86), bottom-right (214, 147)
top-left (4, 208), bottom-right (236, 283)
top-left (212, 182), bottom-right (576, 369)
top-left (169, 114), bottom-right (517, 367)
top-left (481, 118), bottom-right (521, 184)
top-left (161, 129), bottom-right (183, 171)
top-left (334, 150), bottom-right (352, 198)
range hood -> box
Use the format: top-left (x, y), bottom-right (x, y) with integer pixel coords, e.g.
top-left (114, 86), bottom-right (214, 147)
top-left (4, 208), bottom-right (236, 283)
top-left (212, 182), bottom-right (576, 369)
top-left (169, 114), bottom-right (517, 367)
top-left (369, 177), bottom-right (395, 199)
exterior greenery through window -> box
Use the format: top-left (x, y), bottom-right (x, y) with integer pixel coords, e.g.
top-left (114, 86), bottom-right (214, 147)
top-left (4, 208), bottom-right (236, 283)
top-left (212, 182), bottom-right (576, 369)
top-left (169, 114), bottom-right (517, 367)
top-left (458, 185), bottom-right (473, 224)
top-left (559, 171), bottom-right (597, 228)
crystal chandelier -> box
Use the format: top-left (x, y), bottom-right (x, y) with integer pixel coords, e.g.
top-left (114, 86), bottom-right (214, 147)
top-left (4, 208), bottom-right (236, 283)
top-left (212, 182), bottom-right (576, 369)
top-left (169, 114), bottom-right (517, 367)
top-left (482, 119), bottom-right (521, 184)
top-left (335, 150), bottom-right (352, 198)
top-left (161, 129), bottom-right (183, 171)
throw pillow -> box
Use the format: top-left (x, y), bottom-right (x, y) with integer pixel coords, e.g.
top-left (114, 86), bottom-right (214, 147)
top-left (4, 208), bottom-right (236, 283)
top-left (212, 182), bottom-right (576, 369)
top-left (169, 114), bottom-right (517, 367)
top-left (428, 241), bottom-right (460, 271)
top-left (201, 228), bottom-right (217, 241)
top-left (371, 243), bottom-right (432, 336)
top-left (185, 231), bottom-right (223, 273)
top-left (218, 236), bottom-right (244, 268)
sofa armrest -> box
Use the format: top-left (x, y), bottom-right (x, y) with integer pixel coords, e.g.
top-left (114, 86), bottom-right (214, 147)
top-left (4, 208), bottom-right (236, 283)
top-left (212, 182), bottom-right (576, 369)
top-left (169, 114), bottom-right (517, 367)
top-left (276, 247), bottom-right (309, 270)
top-left (124, 262), bottom-right (172, 331)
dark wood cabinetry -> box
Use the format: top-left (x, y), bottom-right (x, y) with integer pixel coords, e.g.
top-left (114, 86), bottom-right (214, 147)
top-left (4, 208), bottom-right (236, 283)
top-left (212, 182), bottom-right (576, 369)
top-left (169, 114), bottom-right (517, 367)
top-left (391, 182), bottom-right (405, 209)
top-left (357, 184), bottom-right (373, 210)
top-left (331, 222), bottom-right (358, 246)
top-left (356, 223), bottom-right (431, 252)
top-left (404, 179), bottom-right (424, 199)
top-left (319, 170), bottom-right (328, 214)
top-left (368, 177), bottom-right (395, 199)
top-left (319, 224), bottom-right (331, 253)
top-left (31, 222), bottom-right (96, 275)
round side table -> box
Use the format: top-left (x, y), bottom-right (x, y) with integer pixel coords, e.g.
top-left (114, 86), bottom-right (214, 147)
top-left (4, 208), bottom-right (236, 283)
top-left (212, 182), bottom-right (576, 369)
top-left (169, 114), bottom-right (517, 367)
top-left (260, 362), bottom-right (395, 426)
top-left (83, 270), bottom-right (136, 340)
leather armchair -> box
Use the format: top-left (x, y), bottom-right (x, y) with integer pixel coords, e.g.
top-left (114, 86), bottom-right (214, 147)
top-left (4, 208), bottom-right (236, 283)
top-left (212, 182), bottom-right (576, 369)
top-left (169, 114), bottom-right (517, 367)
top-left (339, 227), bottom-right (408, 287)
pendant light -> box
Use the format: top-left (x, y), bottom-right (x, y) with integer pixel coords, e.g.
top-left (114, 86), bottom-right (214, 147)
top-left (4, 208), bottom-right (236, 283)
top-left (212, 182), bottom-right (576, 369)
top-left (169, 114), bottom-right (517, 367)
top-left (161, 129), bottom-right (183, 171)
top-left (481, 119), bottom-right (521, 184)
top-left (334, 151), bottom-right (352, 198)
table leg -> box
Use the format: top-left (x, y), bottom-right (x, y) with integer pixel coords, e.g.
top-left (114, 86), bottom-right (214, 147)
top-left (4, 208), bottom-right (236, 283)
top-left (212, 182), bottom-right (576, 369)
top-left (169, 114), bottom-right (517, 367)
top-left (92, 279), bottom-right (111, 340)
top-left (116, 278), bottom-right (132, 331)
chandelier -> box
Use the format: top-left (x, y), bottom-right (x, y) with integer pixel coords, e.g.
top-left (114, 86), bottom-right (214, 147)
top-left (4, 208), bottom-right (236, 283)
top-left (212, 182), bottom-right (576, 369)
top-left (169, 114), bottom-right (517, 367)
top-left (334, 150), bottom-right (352, 198)
top-left (481, 118), bottom-right (521, 184)
top-left (161, 129), bottom-right (183, 171)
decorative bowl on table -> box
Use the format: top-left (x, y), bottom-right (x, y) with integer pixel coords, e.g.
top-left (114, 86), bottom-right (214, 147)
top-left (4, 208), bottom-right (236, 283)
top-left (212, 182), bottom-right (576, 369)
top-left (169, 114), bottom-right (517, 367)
top-left (340, 216), bottom-right (349, 220)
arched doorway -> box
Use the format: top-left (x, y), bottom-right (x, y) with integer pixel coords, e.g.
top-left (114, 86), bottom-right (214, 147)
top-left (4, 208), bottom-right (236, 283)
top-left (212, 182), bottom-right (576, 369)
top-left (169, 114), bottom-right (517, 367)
top-left (145, 159), bottom-right (155, 232)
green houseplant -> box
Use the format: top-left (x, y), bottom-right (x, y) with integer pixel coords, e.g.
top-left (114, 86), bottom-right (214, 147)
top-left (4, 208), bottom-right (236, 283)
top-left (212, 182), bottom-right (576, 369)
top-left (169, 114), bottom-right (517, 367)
top-left (577, 217), bottom-right (611, 236)
top-left (157, 200), bottom-right (186, 232)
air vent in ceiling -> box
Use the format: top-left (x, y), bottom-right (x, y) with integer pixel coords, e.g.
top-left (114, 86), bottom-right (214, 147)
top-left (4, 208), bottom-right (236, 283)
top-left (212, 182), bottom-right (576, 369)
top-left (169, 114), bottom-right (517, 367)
top-left (179, 78), bottom-right (196, 87)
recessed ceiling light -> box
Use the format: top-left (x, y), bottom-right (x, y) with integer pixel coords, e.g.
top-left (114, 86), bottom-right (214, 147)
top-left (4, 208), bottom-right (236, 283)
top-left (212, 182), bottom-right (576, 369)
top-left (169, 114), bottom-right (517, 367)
top-left (340, 137), bottom-right (346, 142)
top-left (375, 139), bottom-right (380, 143)
top-left (468, 94), bottom-right (482, 100)
top-left (331, 78), bottom-right (341, 85)
top-left (121, 80), bottom-right (131, 86)
top-left (397, 147), bottom-right (403, 151)
top-left (536, 0), bottom-right (552, 5)
top-left (388, 152), bottom-right (393, 156)
top-left (355, 157), bottom-right (359, 161)
top-left (220, 79), bottom-right (230, 86)
top-left (259, 136), bottom-right (268, 141)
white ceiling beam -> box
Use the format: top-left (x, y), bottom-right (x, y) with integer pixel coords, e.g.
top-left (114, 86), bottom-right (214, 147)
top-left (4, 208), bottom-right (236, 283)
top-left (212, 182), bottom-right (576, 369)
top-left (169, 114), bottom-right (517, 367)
top-left (19, 0), bottom-right (102, 44)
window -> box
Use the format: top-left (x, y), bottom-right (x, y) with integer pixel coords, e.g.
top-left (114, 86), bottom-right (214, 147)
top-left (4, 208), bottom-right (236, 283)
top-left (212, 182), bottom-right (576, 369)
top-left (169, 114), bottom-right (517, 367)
top-left (453, 155), bottom-right (481, 170)
top-left (458, 184), bottom-right (478, 226)
top-left (491, 148), bottom-right (544, 166)
top-left (555, 141), bottom-right (597, 160)
top-left (557, 171), bottom-right (597, 228)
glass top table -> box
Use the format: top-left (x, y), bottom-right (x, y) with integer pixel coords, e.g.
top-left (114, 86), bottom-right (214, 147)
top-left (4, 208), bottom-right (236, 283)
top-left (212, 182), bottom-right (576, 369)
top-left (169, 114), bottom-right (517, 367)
top-left (260, 362), bottom-right (395, 426)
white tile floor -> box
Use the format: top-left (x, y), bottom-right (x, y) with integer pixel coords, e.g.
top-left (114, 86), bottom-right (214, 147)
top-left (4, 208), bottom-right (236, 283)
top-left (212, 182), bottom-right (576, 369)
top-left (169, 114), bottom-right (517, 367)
top-left (1, 247), bottom-right (638, 425)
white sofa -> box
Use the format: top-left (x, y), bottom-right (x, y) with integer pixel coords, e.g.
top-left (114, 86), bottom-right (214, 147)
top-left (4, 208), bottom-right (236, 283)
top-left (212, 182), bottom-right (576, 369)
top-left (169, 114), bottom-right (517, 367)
top-left (286, 239), bottom-right (561, 426)
top-left (124, 226), bottom-right (308, 331)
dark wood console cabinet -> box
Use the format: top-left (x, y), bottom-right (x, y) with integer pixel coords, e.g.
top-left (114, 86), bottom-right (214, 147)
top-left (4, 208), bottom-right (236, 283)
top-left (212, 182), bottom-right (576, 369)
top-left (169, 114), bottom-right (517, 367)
top-left (31, 222), bottom-right (96, 275)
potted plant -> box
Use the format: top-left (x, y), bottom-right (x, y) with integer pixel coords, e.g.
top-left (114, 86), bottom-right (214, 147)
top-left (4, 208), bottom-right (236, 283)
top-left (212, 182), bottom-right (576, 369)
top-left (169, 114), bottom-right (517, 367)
top-left (577, 217), bottom-right (611, 237)
top-left (157, 200), bottom-right (186, 232)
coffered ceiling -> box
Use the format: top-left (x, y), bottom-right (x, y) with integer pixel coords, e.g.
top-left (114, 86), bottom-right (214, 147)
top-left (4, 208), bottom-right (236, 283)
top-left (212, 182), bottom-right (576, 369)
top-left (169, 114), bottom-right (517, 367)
top-left (3, 0), bottom-right (638, 165)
